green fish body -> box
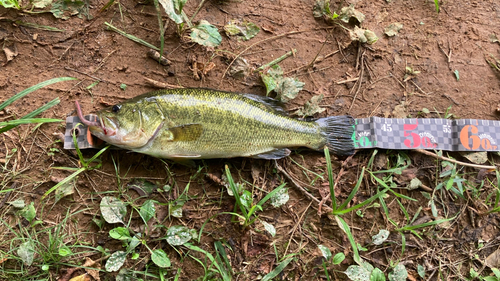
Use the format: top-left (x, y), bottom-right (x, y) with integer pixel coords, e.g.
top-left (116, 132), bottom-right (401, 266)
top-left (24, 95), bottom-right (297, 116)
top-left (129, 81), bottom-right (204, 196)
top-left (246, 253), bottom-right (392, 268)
top-left (87, 89), bottom-right (354, 159)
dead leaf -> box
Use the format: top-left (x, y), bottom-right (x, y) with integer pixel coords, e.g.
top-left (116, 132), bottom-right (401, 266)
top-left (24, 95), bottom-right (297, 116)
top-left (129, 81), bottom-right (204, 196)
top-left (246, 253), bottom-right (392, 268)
top-left (490, 33), bottom-right (499, 43)
top-left (486, 247), bottom-right (500, 267)
top-left (69, 274), bottom-right (91, 281)
top-left (84, 257), bottom-right (101, 281)
top-left (459, 151), bottom-right (488, 164)
top-left (384, 23), bottom-right (403, 37)
top-left (339, 5), bottom-right (365, 24)
top-left (228, 57), bottom-right (250, 79)
top-left (392, 102), bottom-right (407, 118)
top-left (294, 94), bottom-right (326, 117)
top-left (3, 44), bottom-right (18, 65)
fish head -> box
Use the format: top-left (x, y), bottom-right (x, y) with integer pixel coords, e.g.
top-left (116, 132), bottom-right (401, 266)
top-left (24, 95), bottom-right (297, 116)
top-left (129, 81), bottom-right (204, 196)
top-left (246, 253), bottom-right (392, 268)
top-left (90, 101), bottom-right (162, 149)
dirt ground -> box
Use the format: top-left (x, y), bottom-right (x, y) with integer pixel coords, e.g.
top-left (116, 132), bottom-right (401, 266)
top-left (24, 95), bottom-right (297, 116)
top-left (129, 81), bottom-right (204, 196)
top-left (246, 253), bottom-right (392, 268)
top-left (1, 0), bottom-right (500, 280)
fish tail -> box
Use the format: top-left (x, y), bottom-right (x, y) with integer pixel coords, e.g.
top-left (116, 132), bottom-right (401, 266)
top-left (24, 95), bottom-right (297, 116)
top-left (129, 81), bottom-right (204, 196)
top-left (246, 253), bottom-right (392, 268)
top-left (315, 116), bottom-right (355, 156)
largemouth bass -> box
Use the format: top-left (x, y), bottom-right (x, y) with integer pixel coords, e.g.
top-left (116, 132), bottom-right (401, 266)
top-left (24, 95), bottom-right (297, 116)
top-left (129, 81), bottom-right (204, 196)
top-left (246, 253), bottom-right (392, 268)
top-left (76, 89), bottom-right (354, 159)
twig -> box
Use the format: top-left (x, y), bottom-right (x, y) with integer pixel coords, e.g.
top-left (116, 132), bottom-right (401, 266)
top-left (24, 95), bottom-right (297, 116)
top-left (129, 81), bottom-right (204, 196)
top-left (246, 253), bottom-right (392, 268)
top-left (147, 49), bottom-right (171, 65)
top-left (415, 149), bottom-right (497, 170)
top-left (348, 51), bottom-right (366, 113)
top-left (144, 77), bottom-right (183, 89)
top-left (284, 50), bottom-right (339, 75)
top-left (220, 29), bottom-right (312, 83)
top-left (255, 49), bottom-right (296, 72)
top-left (389, 72), bottom-right (406, 90)
top-left (284, 201), bottom-right (312, 256)
top-left (410, 80), bottom-right (430, 96)
top-left (438, 41), bottom-right (452, 63)
top-left (336, 38), bottom-right (347, 62)
top-left (275, 161), bottom-right (333, 213)
top-left (336, 77), bottom-right (359, 84)
top-left (64, 67), bottom-right (108, 83)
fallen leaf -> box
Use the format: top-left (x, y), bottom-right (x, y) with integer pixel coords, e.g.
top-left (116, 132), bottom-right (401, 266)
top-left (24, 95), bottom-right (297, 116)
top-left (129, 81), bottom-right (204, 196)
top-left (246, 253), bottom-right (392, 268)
top-left (32, 0), bottom-right (52, 8)
top-left (84, 257), bottom-right (101, 281)
top-left (486, 248), bottom-right (500, 268)
top-left (339, 5), bottom-right (365, 24)
top-left (69, 273), bottom-right (91, 281)
top-left (158, 0), bottom-right (186, 24)
top-left (392, 102), bottom-right (407, 118)
top-left (50, 0), bottom-right (85, 20)
top-left (294, 94), bottom-right (326, 117)
top-left (349, 27), bottom-right (378, 44)
top-left (260, 64), bottom-right (305, 102)
top-left (224, 19), bottom-right (260, 41)
top-left (490, 33), bottom-right (499, 43)
top-left (3, 44), bottom-right (18, 64)
top-left (190, 20), bottom-right (222, 47)
top-left (228, 57), bottom-right (250, 79)
top-left (459, 151), bottom-right (488, 164)
top-left (384, 22), bottom-right (403, 37)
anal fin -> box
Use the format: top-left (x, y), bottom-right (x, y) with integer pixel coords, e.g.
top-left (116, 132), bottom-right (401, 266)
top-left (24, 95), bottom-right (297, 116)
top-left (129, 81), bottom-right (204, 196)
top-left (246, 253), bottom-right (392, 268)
top-left (251, 148), bottom-right (291, 160)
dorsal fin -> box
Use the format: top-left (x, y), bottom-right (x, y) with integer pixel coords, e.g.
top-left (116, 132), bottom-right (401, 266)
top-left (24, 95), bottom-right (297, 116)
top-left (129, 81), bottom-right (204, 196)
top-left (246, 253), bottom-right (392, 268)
top-left (243, 94), bottom-right (288, 115)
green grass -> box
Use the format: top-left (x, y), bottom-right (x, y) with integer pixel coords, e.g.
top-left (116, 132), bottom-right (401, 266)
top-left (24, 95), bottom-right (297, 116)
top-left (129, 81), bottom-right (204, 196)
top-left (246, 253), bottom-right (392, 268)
top-left (0, 77), bottom-right (76, 134)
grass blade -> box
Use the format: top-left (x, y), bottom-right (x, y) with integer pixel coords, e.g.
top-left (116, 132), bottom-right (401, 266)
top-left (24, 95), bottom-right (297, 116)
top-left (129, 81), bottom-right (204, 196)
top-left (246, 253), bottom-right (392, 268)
top-left (0, 98), bottom-right (61, 133)
top-left (256, 183), bottom-right (286, 207)
top-left (261, 257), bottom-right (294, 281)
top-left (104, 22), bottom-right (159, 51)
top-left (334, 216), bottom-right (361, 265)
top-left (184, 243), bottom-right (230, 281)
top-left (400, 216), bottom-right (455, 231)
top-left (338, 167), bottom-right (365, 211)
top-left (225, 165), bottom-right (248, 217)
top-left (324, 147), bottom-right (337, 210)
top-left (0, 77), bottom-right (75, 111)
top-left (0, 118), bottom-right (62, 127)
top-left (214, 241), bottom-right (232, 280)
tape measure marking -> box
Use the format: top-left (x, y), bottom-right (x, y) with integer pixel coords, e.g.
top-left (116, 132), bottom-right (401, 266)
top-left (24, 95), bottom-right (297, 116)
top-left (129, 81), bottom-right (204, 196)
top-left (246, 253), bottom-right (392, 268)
top-left (354, 117), bottom-right (500, 151)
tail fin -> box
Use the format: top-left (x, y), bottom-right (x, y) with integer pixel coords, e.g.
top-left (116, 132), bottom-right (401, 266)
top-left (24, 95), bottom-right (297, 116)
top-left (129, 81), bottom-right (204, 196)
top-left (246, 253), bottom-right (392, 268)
top-left (315, 115), bottom-right (355, 156)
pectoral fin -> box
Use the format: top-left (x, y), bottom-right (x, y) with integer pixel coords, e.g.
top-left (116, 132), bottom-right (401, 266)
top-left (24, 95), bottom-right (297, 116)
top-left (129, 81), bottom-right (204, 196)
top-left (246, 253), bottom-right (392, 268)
top-left (251, 148), bottom-right (291, 159)
top-left (168, 124), bottom-right (204, 142)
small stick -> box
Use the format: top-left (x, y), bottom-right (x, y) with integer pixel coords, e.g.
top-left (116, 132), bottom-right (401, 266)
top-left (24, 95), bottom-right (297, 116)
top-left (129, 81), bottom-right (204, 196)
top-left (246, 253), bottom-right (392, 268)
top-left (284, 201), bottom-right (312, 256)
top-left (255, 49), bottom-right (296, 72)
top-left (336, 38), bottom-right (347, 62)
top-left (275, 161), bottom-right (333, 213)
top-left (147, 49), bottom-right (171, 65)
top-left (410, 80), bottom-right (430, 96)
top-left (144, 77), bottom-right (183, 89)
top-left (336, 77), bottom-right (359, 84)
top-left (64, 67), bottom-right (107, 83)
top-left (348, 51), bottom-right (366, 113)
top-left (284, 50), bottom-right (339, 75)
top-left (220, 29), bottom-right (312, 83)
top-left (415, 149), bottom-right (496, 170)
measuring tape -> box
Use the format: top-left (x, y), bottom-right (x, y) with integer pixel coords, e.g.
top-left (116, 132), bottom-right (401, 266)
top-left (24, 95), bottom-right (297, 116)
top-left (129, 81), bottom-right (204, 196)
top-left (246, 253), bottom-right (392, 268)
top-left (354, 117), bottom-right (499, 151)
top-left (64, 115), bottom-right (500, 152)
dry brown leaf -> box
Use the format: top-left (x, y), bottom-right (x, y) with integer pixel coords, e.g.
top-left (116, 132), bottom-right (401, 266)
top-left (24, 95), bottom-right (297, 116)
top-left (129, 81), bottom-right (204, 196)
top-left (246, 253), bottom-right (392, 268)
top-left (69, 273), bottom-right (91, 281)
top-left (2, 44), bottom-right (17, 64)
top-left (84, 257), bottom-right (101, 281)
top-left (486, 248), bottom-right (500, 268)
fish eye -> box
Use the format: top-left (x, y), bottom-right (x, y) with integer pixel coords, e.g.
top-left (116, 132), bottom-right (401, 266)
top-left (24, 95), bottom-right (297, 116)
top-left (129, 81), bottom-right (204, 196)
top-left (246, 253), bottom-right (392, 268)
top-left (112, 105), bottom-right (121, 113)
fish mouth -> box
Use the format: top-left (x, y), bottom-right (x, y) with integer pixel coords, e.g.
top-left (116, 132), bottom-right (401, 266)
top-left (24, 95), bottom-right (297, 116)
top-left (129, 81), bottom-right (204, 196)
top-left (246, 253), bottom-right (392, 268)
top-left (75, 101), bottom-right (116, 136)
